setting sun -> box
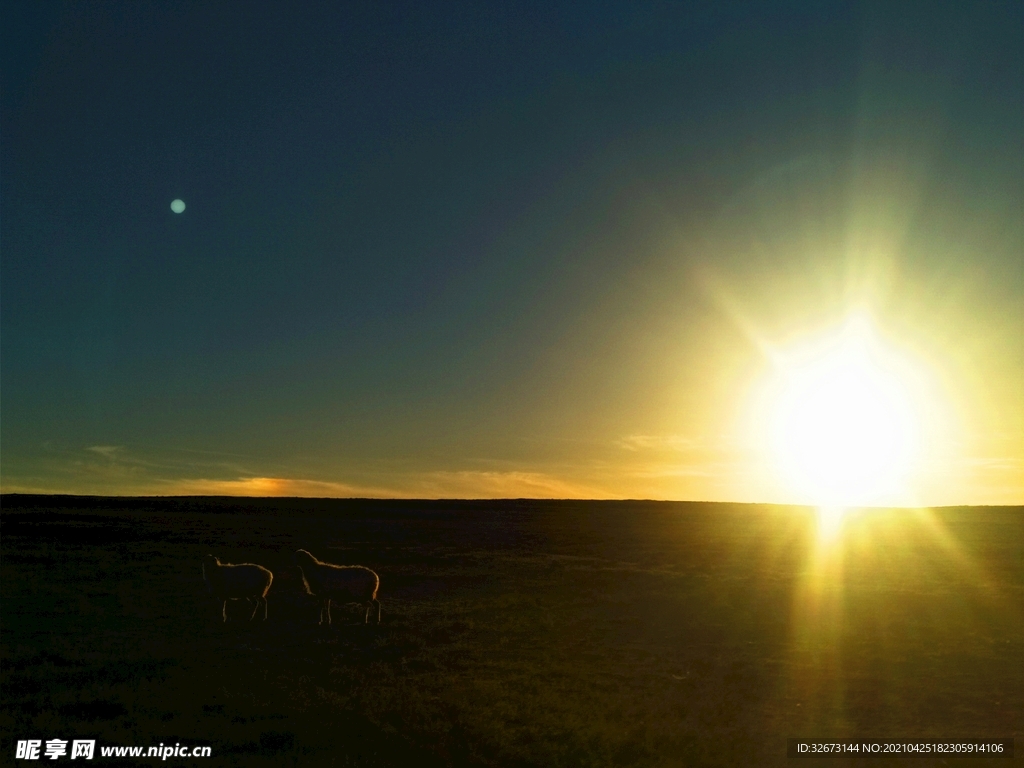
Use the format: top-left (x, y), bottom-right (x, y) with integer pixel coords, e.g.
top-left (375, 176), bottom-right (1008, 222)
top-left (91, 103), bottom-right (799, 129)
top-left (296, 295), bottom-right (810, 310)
top-left (759, 316), bottom-right (928, 508)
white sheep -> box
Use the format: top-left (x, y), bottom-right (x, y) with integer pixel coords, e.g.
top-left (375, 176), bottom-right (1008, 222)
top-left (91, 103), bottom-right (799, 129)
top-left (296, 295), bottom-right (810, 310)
top-left (201, 555), bottom-right (273, 622)
top-left (294, 549), bottom-right (381, 625)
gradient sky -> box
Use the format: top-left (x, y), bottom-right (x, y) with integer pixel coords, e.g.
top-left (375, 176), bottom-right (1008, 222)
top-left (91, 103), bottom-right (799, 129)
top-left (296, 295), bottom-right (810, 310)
top-left (2, 1), bottom-right (1021, 504)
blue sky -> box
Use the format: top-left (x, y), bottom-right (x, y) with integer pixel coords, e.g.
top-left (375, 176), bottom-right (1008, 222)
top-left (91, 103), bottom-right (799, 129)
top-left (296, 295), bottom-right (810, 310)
top-left (2, 1), bottom-right (1021, 503)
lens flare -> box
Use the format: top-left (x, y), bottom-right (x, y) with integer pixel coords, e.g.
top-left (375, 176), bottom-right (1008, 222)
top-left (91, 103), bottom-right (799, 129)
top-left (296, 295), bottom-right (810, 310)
top-left (816, 505), bottom-right (846, 543)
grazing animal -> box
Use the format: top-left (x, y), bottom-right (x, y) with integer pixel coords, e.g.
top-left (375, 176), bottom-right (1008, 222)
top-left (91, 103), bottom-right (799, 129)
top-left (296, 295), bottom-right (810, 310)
top-left (294, 549), bottom-right (381, 625)
top-left (201, 555), bottom-right (273, 622)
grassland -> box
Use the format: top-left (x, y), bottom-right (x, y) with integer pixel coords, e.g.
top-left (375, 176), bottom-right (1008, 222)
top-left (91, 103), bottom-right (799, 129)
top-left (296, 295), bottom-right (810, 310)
top-left (1, 496), bottom-right (1020, 766)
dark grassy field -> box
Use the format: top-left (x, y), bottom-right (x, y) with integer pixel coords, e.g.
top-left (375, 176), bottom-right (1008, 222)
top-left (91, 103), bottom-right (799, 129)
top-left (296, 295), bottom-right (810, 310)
top-left (1, 496), bottom-right (1020, 766)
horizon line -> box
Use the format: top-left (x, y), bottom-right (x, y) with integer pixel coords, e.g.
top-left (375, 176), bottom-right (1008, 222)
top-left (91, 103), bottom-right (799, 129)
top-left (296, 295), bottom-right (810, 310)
top-left (1, 491), bottom-right (1020, 510)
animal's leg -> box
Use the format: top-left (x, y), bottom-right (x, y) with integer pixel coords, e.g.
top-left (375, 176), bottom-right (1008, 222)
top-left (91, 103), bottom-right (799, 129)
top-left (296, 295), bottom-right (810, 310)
top-left (221, 600), bottom-right (228, 623)
top-left (325, 598), bottom-right (332, 626)
top-left (363, 600), bottom-right (379, 624)
top-left (248, 597), bottom-right (260, 621)
top-left (262, 595), bottom-right (269, 621)
top-left (318, 599), bottom-right (326, 625)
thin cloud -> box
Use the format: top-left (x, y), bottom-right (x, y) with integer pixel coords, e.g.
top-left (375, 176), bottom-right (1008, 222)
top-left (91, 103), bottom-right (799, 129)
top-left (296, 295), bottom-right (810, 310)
top-left (410, 471), bottom-right (617, 499)
top-left (158, 476), bottom-right (397, 498)
top-left (86, 445), bottom-right (121, 458)
top-left (617, 434), bottom-right (700, 452)
top-left (626, 463), bottom-right (729, 479)
top-left (137, 471), bottom-right (614, 499)
top-left (966, 457), bottom-right (1021, 471)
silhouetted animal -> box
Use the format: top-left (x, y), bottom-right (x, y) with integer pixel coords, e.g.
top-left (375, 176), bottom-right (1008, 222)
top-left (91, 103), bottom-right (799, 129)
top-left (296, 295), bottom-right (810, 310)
top-left (294, 549), bottom-right (381, 625)
top-left (201, 555), bottom-right (273, 622)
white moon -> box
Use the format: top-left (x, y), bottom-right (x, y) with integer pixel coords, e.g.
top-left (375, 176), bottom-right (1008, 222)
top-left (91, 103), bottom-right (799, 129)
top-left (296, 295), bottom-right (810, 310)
top-left (170, 199), bottom-right (186, 214)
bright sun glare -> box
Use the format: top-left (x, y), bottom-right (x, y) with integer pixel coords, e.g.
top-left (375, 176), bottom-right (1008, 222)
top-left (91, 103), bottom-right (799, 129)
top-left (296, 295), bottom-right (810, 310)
top-left (765, 315), bottom-right (922, 509)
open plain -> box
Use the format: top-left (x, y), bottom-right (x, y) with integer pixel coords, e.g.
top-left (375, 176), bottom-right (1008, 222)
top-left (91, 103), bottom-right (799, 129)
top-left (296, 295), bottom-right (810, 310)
top-left (1, 496), bottom-right (1020, 766)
